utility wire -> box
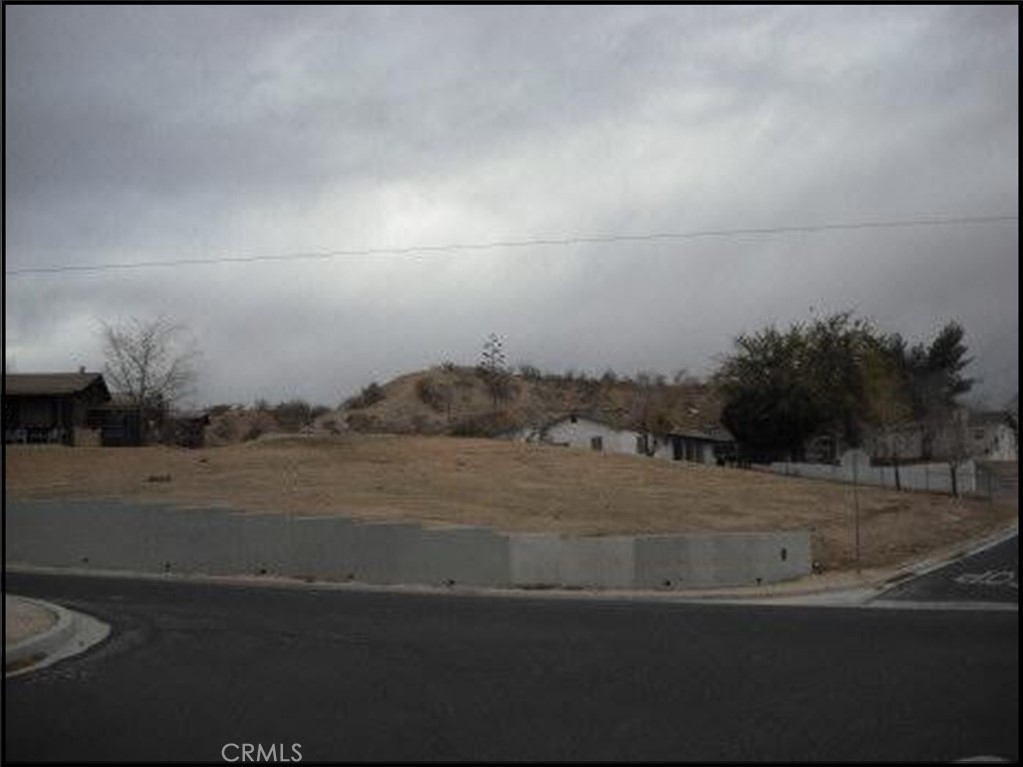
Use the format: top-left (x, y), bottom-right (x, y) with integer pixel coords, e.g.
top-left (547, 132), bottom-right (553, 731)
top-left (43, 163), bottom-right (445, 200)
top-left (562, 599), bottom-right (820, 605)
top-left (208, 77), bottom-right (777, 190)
top-left (5, 213), bottom-right (1017, 277)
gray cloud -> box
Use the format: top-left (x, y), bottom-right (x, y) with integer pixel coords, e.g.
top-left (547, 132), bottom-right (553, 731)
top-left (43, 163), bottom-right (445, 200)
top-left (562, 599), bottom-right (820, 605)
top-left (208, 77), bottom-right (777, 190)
top-left (4, 6), bottom-right (1018, 407)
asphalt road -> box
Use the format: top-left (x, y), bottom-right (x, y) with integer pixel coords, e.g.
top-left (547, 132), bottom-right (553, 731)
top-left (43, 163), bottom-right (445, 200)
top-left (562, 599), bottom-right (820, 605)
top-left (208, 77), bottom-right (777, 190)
top-left (873, 534), bottom-right (1018, 605)
top-left (4, 570), bottom-right (1018, 762)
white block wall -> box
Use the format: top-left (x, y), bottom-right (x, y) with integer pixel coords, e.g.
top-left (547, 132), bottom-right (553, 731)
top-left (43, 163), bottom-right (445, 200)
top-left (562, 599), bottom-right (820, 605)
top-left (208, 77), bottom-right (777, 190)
top-left (768, 455), bottom-right (978, 495)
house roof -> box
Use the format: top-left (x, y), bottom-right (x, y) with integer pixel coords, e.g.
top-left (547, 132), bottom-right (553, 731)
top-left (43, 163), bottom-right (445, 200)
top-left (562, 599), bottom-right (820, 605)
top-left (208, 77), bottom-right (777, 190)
top-left (4, 372), bottom-right (110, 399)
top-left (670, 426), bottom-right (735, 443)
top-left (541, 411), bottom-right (636, 433)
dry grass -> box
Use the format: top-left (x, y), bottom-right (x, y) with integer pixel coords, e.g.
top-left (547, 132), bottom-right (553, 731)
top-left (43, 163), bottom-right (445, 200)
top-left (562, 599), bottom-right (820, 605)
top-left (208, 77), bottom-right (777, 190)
top-left (4, 436), bottom-right (1015, 574)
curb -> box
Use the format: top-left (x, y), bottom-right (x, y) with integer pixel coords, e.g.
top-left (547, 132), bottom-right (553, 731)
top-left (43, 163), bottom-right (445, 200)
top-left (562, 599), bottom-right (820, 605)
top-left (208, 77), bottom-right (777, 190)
top-left (6, 598), bottom-right (75, 668)
top-left (5, 598), bottom-right (110, 678)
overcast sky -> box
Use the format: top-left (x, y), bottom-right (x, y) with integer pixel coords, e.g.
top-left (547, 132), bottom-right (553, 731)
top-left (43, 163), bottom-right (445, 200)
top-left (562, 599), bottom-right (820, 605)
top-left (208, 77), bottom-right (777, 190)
top-left (4, 5), bottom-right (1018, 408)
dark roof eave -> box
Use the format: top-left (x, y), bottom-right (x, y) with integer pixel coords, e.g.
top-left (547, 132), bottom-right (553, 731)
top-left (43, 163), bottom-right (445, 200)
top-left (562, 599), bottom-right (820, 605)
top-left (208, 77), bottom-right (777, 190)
top-left (669, 429), bottom-right (735, 443)
top-left (4, 373), bottom-right (110, 399)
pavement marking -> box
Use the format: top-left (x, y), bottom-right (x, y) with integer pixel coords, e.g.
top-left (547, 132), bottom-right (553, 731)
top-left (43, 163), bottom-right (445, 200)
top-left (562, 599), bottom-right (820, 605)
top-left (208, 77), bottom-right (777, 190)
top-left (952, 570), bottom-right (1018, 590)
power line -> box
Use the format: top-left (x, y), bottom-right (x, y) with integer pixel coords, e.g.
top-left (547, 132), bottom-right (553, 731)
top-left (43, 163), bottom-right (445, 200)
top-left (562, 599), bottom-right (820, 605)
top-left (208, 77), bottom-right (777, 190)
top-left (5, 213), bottom-right (1017, 277)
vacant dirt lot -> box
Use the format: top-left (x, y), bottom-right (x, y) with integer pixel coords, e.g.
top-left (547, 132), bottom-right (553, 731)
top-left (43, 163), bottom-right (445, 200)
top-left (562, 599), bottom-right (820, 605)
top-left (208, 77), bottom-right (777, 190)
top-left (5, 435), bottom-right (1016, 574)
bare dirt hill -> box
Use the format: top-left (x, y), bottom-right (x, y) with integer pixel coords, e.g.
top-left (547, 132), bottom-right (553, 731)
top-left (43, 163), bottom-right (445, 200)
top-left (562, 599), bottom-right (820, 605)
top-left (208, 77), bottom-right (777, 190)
top-left (322, 366), bottom-right (724, 438)
top-left (5, 437), bottom-right (1015, 576)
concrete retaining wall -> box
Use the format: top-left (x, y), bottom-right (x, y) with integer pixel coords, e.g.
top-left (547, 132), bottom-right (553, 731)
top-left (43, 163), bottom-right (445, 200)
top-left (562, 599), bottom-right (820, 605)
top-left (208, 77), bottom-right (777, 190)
top-left (4, 501), bottom-right (811, 590)
top-left (633, 532), bottom-right (810, 589)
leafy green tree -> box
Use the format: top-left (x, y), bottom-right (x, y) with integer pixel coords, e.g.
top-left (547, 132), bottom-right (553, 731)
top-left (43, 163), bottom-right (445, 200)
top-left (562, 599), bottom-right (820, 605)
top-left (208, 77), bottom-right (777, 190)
top-left (801, 311), bottom-right (877, 455)
top-left (885, 321), bottom-right (974, 460)
top-left (861, 338), bottom-right (914, 489)
top-left (717, 324), bottom-right (824, 461)
top-left (716, 313), bottom-right (974, 465)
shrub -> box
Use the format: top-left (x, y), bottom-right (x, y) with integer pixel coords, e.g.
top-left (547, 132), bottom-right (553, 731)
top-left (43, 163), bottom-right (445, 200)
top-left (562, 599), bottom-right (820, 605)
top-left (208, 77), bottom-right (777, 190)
top-left (577, 378), bottom-right (601, 400)
top-left (450, 412), bottom-right (516, 438)
top-left (274, 399), bottom-right (313, 432)
top-left (242, 422), bottom-right (265, 442)
top-left (344, 382), bottom-right (386, 410)
top-left (415, 377), bottom-right (449, 412)
top-left (211, 419), bottom-right (236, 442)
top-left (518, 364), bottom-right (543, 381)
top-left (345, 412), bottom-right (379, 432)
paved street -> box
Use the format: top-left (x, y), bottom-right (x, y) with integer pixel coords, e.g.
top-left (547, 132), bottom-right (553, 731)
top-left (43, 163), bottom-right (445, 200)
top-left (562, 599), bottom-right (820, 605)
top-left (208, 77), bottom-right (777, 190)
top-left (874, 534), bottom-right (1018, 605)
top-left (4, 570), bottom-right (1017, 762)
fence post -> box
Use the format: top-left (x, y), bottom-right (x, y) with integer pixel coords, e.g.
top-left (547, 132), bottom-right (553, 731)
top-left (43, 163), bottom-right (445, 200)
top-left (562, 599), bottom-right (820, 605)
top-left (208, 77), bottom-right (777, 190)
top-left (852, 452), bottom-right (861, 575)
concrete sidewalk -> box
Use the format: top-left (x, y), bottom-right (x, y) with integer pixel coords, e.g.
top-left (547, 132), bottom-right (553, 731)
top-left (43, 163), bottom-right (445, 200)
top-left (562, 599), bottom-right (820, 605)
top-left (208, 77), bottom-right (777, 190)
top-left (5, 594), bottom-right (109, 677)
top-left (6, 594), bottom-right (58, 646)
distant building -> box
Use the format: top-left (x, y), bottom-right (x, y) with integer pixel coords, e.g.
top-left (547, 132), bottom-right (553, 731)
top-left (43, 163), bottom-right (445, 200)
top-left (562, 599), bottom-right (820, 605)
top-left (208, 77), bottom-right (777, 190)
top-left (512, 412), bottom-right (735, 465)
top-left (963, 411), bottom-right (1017, 461)
top-left (89, 393), bottom-right (145, 447)
top-left (666, 427), bottom-right (737, 465)
top-left (4, 371), bottom-right (111, 445)
top-left (4, 371), bottom-right (206, 448)
top-left (517, 413), bottom-right (647, 455)
top-left (866, 409), bottom-right (1017, 464)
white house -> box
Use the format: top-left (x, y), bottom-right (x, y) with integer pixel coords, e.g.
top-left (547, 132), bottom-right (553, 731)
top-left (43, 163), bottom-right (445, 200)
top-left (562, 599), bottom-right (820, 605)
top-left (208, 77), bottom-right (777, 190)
top-left (521, 413), bottom-right (647, 455)
top-left (866, 409), bottom-right (1017, 464)
top-left (513, 413), bottom-right (735, 465)
top-left (965, 411), bottom-right (1017, 461)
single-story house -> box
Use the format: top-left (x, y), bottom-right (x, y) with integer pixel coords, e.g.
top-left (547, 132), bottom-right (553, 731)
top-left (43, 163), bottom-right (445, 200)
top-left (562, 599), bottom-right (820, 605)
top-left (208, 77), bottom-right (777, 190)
top-left (667, 427), bottom-right (737, 465)
top-left (89, 396), bottom-right (210, 448)
top-left (88, 394), bottom-right (145, 447)
top-left (963, 411), bottom-right (1017, 461)
top-left (511, 412), bottom-right (736, 465)
top-left (517, 413), bottom-right (646, 455)
top-left (866, 409), bottom-right (1018, 464)
top-left (4, 371), bottom-right (111, 446)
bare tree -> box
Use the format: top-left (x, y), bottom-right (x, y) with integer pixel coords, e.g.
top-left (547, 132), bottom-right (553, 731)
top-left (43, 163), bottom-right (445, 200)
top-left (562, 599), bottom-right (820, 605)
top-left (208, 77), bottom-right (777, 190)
top-left (102, 316), bottom-right (198, 443)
